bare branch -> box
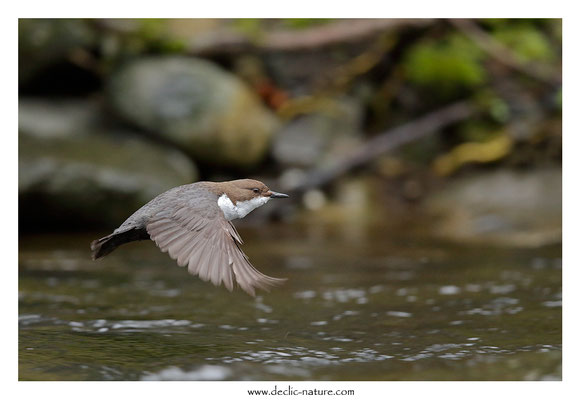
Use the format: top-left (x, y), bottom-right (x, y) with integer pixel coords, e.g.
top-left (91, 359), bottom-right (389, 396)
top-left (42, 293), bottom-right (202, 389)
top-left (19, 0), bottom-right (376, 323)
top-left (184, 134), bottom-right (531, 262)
top-left (449, 19), bottom-right (561, 86)
top-left (189, 19), bottom-right (434, 56)
top-left (287, 101), bottom-right (475, 192)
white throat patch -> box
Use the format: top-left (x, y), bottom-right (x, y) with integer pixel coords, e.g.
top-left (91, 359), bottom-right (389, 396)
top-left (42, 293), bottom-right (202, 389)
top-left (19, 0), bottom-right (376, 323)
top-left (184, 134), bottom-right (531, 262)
top-left (217, 194), bottom-right (270, 221)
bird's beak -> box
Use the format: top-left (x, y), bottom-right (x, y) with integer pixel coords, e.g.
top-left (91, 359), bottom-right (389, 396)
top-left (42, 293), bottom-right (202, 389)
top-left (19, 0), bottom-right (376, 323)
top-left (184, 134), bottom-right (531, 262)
top-left (269, 191), bottom-right (289, 199)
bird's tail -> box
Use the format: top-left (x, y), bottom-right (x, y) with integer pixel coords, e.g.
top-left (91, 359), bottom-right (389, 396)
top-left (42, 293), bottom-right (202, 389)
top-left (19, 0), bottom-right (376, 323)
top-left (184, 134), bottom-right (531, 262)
top-left (90, 228), bottom-right (149, 260)
top-left (91, 234), bottom-right (119, 260)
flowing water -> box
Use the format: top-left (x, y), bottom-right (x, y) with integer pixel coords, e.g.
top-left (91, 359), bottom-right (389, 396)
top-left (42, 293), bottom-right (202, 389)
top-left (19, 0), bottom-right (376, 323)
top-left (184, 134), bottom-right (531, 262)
top-left (19, 223), bottom-right (562, 380)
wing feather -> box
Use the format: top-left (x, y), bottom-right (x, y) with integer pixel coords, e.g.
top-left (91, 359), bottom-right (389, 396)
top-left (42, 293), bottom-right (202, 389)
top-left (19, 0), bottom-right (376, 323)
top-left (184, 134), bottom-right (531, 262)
top-left (146, 198), bottom-right (285, 296)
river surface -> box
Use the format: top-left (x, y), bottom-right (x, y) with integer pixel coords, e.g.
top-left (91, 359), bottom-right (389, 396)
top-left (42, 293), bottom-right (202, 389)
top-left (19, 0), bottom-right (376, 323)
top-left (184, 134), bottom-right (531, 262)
top-left (19, 223), bottom-right (561, 380)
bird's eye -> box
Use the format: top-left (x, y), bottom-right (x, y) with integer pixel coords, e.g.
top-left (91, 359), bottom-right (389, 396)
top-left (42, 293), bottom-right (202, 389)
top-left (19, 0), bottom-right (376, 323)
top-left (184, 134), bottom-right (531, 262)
top-left (252, 188), bottom-right (260, 193)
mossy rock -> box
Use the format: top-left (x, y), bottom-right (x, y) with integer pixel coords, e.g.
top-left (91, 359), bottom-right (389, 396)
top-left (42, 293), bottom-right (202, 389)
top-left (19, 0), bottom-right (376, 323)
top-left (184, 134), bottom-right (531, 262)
top-left (19, 130), bottom-right (197, 230)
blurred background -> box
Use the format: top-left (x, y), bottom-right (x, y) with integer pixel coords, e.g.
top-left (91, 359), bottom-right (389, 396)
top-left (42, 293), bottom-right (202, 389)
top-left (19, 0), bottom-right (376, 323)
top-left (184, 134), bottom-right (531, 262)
top-left (19, 19), bottom-right (562, 381)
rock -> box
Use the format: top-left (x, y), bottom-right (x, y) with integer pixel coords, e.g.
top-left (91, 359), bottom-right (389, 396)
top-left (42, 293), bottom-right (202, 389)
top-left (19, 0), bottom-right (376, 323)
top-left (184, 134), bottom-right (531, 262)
top-left (424, 168), bottom-right (562, 246)
top-left (19, 99), bottom-right (101, 139)
top-left (108, 57), bottom-right (280, 167)
top-left (19, 99), bottom-right (198, 230)
top-left (19, 19), bottom-right (95, 83)
top-left (272, 96), bottom-right (363, 168)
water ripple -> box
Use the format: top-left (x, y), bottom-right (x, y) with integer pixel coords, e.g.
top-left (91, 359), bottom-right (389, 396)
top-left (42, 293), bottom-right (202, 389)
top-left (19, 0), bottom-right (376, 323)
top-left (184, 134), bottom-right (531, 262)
top-left (142, 365), bottom-right (231, 381)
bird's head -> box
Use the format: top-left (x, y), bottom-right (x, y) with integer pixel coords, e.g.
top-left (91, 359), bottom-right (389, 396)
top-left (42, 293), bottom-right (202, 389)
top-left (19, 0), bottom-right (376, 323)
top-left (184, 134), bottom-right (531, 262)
top-left (227, 179), bottom-right (289, 202)
top-left (217, 179), bottom-right (289, 221)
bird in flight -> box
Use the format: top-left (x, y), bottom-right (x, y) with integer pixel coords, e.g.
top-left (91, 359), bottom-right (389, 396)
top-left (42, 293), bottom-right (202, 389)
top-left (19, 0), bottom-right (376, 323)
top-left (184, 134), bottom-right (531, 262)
top-left (91, 179), bottom-right (289, 296)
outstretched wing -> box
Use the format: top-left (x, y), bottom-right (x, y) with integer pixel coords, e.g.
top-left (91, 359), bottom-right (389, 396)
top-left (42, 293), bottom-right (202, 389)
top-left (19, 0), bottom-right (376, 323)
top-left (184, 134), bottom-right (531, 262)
top-left (145, 193), bottom-right (285, 296)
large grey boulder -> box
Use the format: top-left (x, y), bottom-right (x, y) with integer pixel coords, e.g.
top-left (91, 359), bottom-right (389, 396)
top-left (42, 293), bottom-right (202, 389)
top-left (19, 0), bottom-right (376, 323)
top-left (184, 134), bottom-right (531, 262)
top-left (424, 168), bottom-right (562, 246)
top-left (19, 99), bottom-right (198, 230)
top-left (108, 57), bottom-right (280, 167)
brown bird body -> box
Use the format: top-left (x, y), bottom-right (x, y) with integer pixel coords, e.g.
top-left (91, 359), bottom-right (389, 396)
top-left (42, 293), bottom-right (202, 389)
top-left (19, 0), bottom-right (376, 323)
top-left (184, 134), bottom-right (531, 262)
top-left (91, 179), bottom-right (288, 296)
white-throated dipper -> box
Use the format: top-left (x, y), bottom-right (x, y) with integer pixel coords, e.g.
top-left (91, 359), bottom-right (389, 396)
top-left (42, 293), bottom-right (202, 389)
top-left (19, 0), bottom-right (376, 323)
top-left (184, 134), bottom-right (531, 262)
top-left (91, 179), bottom-right (289, 296)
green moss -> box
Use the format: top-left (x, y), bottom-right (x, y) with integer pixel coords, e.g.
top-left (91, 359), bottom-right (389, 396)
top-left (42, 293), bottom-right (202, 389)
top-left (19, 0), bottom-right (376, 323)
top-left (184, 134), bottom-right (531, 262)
top-left (281, 19), bottom-right (333, 29)
top-left (493, 25), bottom-right (555, 63)
top-left (232, 19), bottom-right (265, 40)
top-left (403, 34), bottom-right (486, 94)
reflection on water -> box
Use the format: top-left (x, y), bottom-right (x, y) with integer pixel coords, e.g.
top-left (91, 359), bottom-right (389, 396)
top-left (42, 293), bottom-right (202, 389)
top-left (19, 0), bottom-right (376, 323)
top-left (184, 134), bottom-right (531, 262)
top-left (19, 224), bottom-right (561, 380)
